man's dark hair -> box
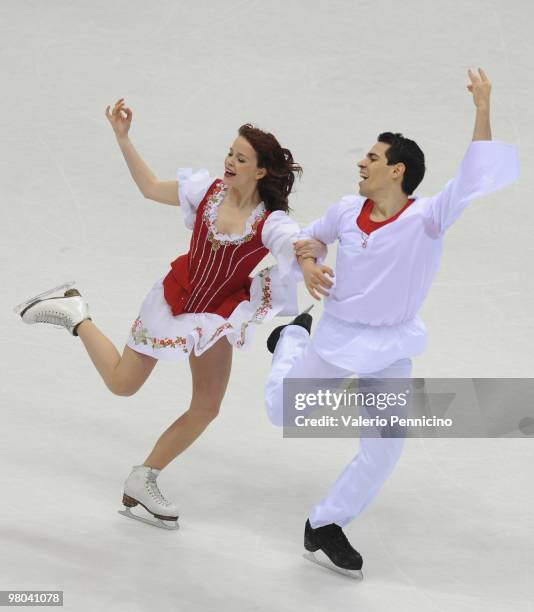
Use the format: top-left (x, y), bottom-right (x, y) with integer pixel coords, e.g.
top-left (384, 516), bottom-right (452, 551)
top-left (378, 132), bottom-right (426, 195)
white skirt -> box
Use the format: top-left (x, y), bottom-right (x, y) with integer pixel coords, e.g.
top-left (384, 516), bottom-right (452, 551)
top-left (126, 265), bottom-right (297, 361)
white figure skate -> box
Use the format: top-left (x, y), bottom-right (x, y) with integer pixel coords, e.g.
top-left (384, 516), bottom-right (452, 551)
top-left (14, 281), bottom-right (92, 336)
top-left (118, 465), bottom-right (179, 530)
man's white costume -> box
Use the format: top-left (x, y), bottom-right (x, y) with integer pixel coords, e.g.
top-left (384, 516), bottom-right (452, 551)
top-left (265, 141), bottom-right (519, 528)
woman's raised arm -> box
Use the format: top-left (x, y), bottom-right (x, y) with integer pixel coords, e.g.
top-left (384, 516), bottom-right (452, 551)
top-left (105, 98), bottom-right (179, 206)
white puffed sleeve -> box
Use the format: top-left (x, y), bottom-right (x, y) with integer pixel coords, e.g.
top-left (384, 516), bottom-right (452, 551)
top-left (255, 210), bottom-right (303, 317)
top-left (261, 210), bottom-right (302, 281)
top-left (177, 168), bottom-right (216, 229)
top-left (424, 141), bottom-right (519, 234)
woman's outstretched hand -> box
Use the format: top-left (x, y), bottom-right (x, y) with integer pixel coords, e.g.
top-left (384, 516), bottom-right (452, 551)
top-left (105, 98), bottom-right (132, 139)
top-left (294, 238), bottom-right (327, 261)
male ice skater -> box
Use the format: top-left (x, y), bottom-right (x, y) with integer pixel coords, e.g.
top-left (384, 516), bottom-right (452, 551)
top-left (264, 68), bottom-right (519, 578)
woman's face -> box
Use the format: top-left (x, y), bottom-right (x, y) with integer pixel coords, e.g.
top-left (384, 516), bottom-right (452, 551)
top-left (223, 135), bottom-right (266, 189)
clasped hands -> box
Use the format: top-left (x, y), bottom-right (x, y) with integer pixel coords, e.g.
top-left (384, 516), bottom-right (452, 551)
top-left (293, 239), bottom-right (334, 300)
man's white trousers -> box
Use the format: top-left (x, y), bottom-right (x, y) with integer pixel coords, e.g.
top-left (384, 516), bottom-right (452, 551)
top-left (265, 325), bottom-right (412, 528)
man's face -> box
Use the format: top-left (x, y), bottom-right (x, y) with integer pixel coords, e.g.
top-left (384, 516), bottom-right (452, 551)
top-left (357, 142), bottom-right (404, 198)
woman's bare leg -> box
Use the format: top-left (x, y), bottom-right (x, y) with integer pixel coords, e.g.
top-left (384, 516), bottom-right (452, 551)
top-left (76, 319), bottom-right (157, 396)
top-left (143, 337), bottom-right (233, 470)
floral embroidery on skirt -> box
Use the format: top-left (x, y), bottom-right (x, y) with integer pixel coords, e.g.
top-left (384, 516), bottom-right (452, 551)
top-left (130, 317), bottom-right (190, 353)
top-left (126, 267), bottom-right (284, 361)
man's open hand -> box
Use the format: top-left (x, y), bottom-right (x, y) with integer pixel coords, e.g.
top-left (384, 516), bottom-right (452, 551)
top-left (467, 68), bottom-right (491, 109)
top-left (300, 259), bottom-right (335, 300)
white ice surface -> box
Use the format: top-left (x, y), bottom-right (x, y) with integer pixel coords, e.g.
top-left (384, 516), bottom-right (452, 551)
top-left (1, 1), bottom-right (533, 610)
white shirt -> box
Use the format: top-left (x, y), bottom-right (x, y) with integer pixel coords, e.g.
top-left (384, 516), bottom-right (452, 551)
top-left (299, 141), bottom-right (519, 373)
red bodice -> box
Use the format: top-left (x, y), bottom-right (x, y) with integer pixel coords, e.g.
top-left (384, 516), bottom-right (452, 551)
top-left (163, 179), bottom-right (271, 318)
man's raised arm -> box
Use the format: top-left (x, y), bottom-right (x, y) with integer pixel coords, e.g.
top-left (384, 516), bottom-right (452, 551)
top-left (469, 68), bottom-right (492, 141)
top-left (425, 68), bottom-right (518, 234)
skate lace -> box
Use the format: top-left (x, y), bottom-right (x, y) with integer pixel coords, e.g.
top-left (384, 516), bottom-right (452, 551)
top-left (332, 530), bottom-right (349, 545)
top-left (324, 525), bottom-right (350, 548)
top-left (146, 473), bottom-right (172, 507)
top-left (35, 310), bottom-right (72, 327)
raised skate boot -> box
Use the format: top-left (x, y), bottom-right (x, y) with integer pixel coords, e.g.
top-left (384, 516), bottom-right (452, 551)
top-left (14, 282), bottom-right (91, 336)
top-left (118, 465), bottom-right (179, 530)
top-left (303, 519), bottom-right (363, 579)
top-left (266, 305), bottom-right (314, 354)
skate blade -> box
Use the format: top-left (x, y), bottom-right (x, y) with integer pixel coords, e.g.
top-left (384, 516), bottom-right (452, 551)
top-left (13, 281), bottom-right (76, 315)
top-left (118, 507), bottom-right (179, 530)
top-left (303, 551), bottom-right (363, 580)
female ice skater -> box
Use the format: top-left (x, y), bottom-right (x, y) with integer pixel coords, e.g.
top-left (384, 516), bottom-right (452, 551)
top-left (14, 99), bottom-right (311, 529)
top-left (265, 68), bottom-right (519, 577)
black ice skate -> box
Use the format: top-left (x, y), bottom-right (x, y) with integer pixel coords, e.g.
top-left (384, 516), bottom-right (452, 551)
top-left (303, 519), bottom-right (363, 579)
top-left (266, 305), bottom-right (314, 354)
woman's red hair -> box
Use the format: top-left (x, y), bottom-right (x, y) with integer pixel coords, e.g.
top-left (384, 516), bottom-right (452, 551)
top-left (238, 124), bottom-right (302, 213)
